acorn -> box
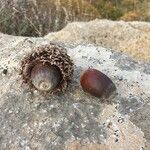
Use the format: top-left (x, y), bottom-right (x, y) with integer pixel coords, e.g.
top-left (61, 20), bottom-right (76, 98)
top-left (80, 69), bottom-right (116, 98)
top-left (21, 43), bottom-right (74, 93)
top-left (30, 63), bottom-right (62, 91)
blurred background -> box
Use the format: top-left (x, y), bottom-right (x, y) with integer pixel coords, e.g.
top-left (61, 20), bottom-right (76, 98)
top-left (0, 0), bottom-right (149, 37)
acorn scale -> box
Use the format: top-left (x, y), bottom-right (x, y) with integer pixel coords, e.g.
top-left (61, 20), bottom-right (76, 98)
top-left (80, 69), bottom-right (116, 98)
top-left (21, 43), bottom-right (74, 93)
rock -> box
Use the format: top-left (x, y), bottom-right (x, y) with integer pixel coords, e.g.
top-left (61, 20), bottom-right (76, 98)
top-left (130, 104), bottom-right (150, 141)
top-left (0, 20), bottom-right (150, 150)
top-left (130, 104), bottom-right (150, 150)
top-left (66, 106), bottom-right (145, 150)
top-left (66, 141), bottom-right (109, 150)
top-left (45, 19), bottom-right (150, 62)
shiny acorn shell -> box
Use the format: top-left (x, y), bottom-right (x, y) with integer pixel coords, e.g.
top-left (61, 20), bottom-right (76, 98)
top-left (80, 69), bottom-right (116, 98)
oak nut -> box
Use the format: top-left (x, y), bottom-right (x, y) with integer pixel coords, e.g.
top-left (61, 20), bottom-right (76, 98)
top-left (80, 69), bottom-right (116, 98)
top-left (21, 43), bottom-right (74, 93)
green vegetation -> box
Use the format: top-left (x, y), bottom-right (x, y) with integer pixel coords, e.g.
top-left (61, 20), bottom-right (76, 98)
top-left (0, 0), bottom-right (149, 36)
top-left (89, 0), bottom-right (150, 21)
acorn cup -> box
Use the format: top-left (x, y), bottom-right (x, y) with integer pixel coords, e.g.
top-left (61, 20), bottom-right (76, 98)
top-left (21, 43), bottom-right (74, 94)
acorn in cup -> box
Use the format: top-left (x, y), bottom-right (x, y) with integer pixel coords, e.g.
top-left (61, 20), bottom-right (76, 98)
top-left (21, 43), bottom-right (74, 94)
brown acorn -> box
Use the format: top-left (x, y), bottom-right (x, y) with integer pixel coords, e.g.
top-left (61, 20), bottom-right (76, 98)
top-left (21, 43), bottom-right (74, 93)
top-left (80, 69), bottom-right (116, 98)
top-left (30, 63), bottom-right (62, 91)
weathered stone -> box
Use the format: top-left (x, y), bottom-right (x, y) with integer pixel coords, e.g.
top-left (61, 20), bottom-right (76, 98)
top-left (66, 141), bottom-right (108, 150)
top-left (45, 19), bottom-right (150, 62)
top-left (0, 20), bottom-right (150, 150)
top-left (130, 104), bottom-right (150, 143)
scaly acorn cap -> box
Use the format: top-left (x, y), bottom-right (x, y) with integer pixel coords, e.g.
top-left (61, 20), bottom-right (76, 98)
top-left (21, 43), bottom-right (74, 94)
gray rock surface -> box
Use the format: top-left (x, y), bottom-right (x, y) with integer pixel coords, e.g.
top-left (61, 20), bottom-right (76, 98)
top-left (0, 20), bottom-right (150, 150)
top-left (45, 19), bottom-right (150, 63)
